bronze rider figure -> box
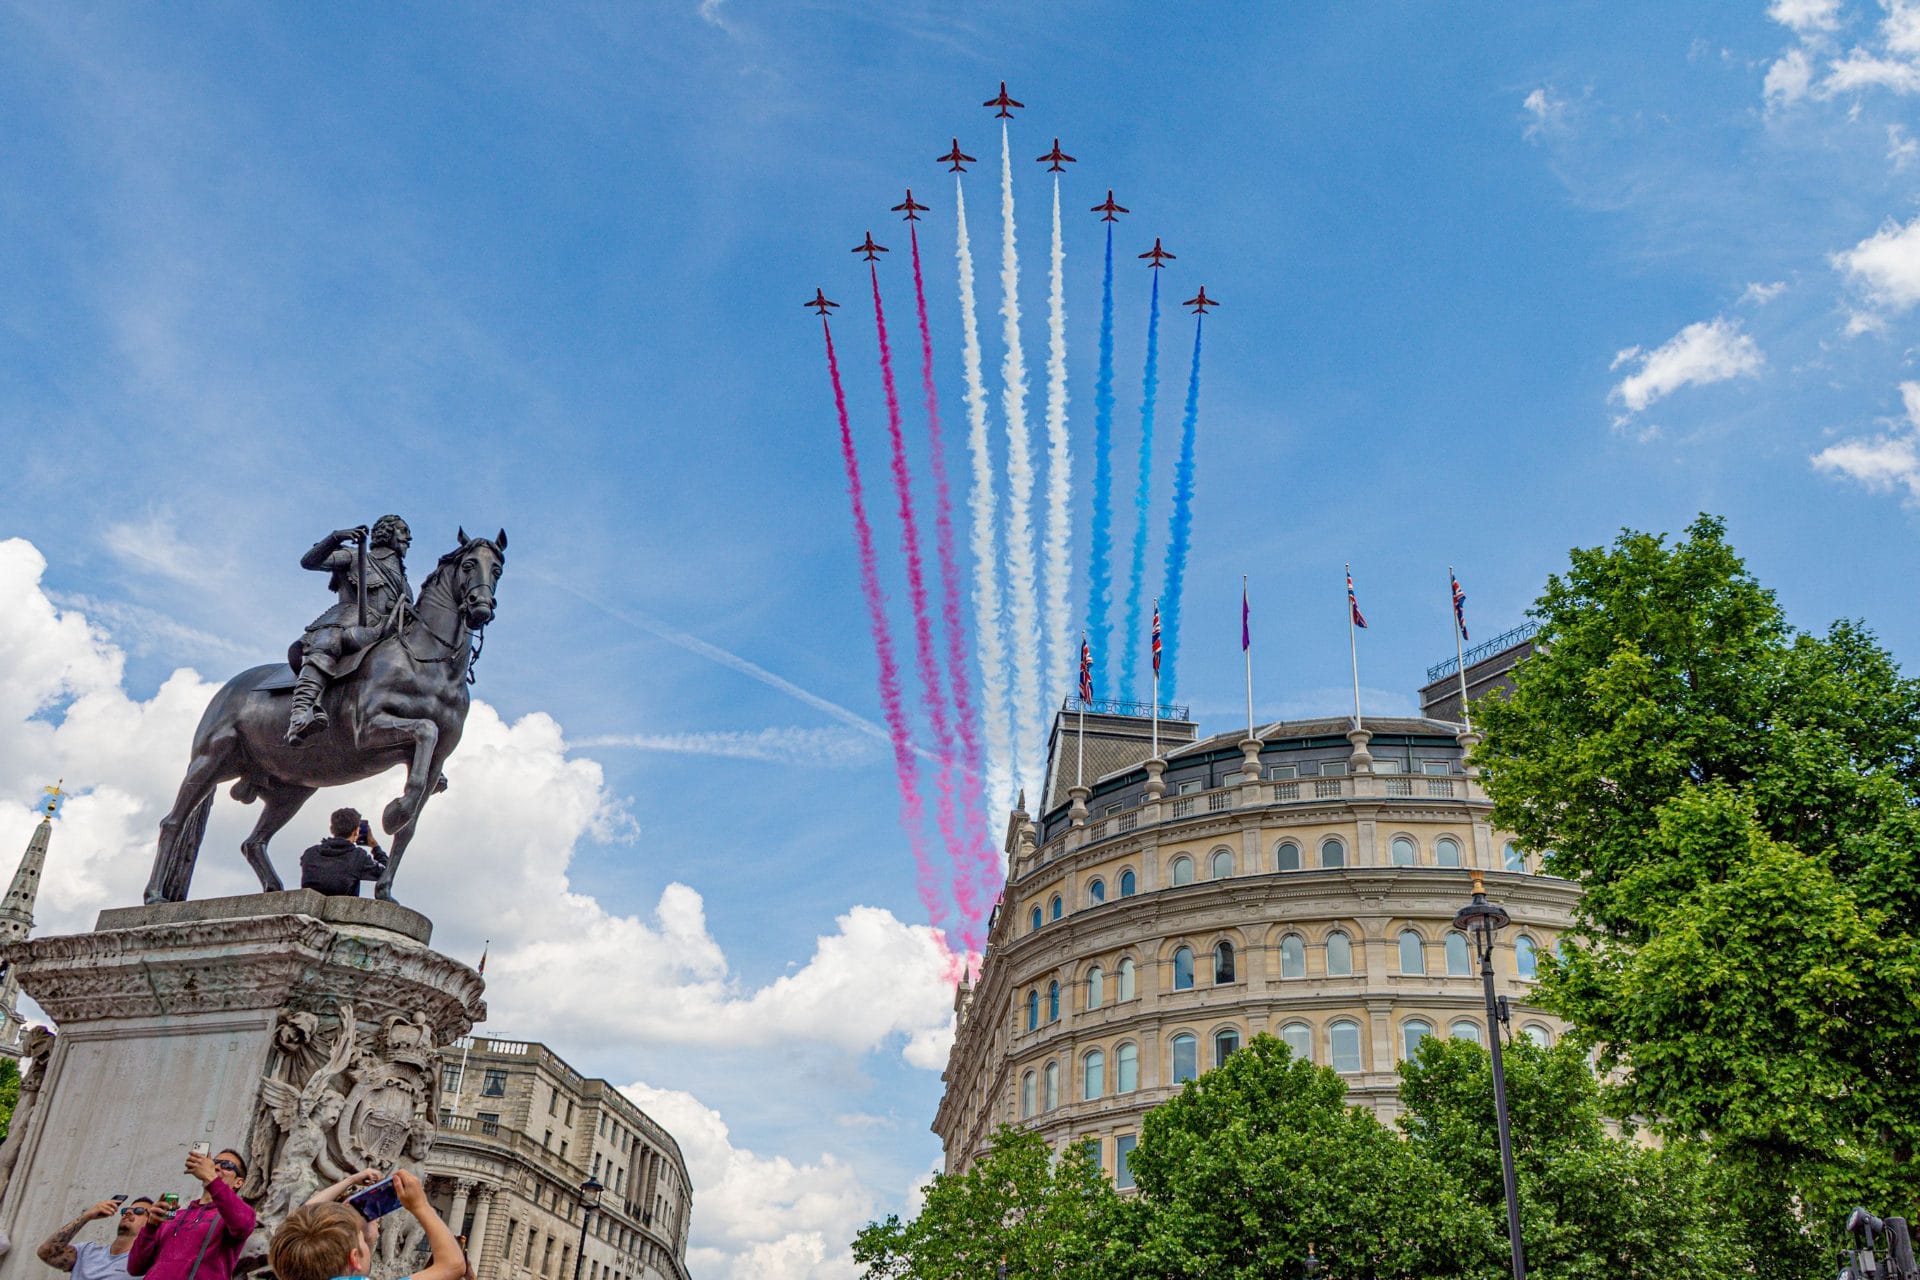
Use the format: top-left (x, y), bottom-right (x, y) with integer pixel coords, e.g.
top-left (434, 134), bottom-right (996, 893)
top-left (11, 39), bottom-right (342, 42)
top-left (287, 515), bottom-right (414, 744)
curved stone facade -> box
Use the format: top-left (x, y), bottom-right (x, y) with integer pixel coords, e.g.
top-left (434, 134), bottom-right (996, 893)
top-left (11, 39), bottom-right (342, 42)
top-left (933, 716), bottom-right (1582, 1180)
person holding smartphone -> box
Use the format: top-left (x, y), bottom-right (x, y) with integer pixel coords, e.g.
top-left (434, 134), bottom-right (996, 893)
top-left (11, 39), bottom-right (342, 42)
top-left (298, 808), bottom-right (388, 897)
top-left (269, 1168), bottom-right (462, 1280)
top-left (36, 1196), bottom-right (155, 1279)
top-left (127, 1148), bottom-right (254, 1280)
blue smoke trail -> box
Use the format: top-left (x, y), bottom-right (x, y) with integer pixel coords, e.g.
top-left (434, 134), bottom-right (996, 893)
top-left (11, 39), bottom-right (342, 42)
top-left (1087, 224), bottom-right (1117, 698)
top-left (1159, 315), bottom-right (1205, 701)
top-left (1118, 269), bottom-right (1161, 702)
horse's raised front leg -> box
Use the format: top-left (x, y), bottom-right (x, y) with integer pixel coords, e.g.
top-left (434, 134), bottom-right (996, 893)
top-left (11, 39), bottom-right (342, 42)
top-left (361, 712), bottom-right (439, 901)
top-left (241, 784), bottom-right (316, 893)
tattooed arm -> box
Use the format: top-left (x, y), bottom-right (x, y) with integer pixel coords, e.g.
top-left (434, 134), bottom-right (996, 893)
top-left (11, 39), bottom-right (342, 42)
top-left (36, 1201), bottom-right (114, 1271)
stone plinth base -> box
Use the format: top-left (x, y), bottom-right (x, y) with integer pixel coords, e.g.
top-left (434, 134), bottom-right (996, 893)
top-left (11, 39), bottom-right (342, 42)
top-left (0, 893), bottom-right (484, 1279)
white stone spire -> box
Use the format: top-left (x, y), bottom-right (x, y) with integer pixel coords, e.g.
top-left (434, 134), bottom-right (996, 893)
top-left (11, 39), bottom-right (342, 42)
top-left (0, 782), bottom-right (60, 1054)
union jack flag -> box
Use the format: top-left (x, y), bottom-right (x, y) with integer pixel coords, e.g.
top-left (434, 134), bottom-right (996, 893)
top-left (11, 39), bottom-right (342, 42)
top-left (1347, 568), bottom-right (1368, 630)
top-left (1450, 570), bottom-right (1469, 642)
top-left (1151, 604), bottom-right (1163, 677)
top-left (1078, 636), bottom-right (1093, 703)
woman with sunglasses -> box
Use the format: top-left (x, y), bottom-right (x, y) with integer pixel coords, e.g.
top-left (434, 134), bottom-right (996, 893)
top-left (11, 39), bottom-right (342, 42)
top-left (36, 1196), bottom-right (155, 1279)
top-left (127, 1149), bottom-right (256, 1280)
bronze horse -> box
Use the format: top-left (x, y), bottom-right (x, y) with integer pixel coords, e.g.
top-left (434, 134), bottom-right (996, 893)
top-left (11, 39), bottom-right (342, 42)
top-left (146, 530), bottom-right (507, 904)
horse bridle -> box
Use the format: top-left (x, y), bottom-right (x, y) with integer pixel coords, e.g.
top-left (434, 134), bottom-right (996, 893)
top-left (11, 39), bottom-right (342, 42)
top-left (390, 547), bottom-right (493, 685)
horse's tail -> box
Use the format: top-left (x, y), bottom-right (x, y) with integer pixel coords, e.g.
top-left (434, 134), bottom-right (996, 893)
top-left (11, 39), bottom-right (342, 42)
top-left (160, 794), bottom-right (214, 894)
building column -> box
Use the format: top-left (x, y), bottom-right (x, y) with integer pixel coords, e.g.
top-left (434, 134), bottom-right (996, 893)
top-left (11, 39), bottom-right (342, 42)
top-left (447, 1179), bottom-right (475, 1240)
top-left (466, 1186), bottom-right (495, 1276)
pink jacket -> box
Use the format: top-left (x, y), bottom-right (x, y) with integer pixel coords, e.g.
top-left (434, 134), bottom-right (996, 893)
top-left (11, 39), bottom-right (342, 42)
top-left (127, 1181), bottom-right (255, 1280)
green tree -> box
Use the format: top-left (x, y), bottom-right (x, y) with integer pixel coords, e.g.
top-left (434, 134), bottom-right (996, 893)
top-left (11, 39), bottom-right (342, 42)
top-left (1474, 515), bottom-right (1920, 1271)
top-left (852, 1126), bottom-right (1123, 1280)
top-left (0, 1056), bottom-right (17, 1140)
top-left (1125, 1035), bottom-right (1501, 1279)
top-left (1400, 1035), bottom-right (1750, 1279)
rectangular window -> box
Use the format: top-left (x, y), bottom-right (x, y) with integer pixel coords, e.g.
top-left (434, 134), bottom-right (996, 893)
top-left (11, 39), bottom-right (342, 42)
top-left (441, 1065), bottom-right (464, 1094)
top-left (1321, 760), bottom-right (1347, 776)
top-left (561, 1139), bottom-right (569, 1160)
top-left (478, 1112), bottom-right (501, 1134)
top-left (438, 1109), bottom-right (452, 1126)
top-left (566, 1100), bottom-right (576, 1125)
top-left (1424, 759), bottom-right (1453, 776)
top-left (1373, 758), bottom-right (1402, 773)
top-left (1102, 802), bottom-right (1123, 816)
top-left (1267, 764), bottom-right (1296, 779)
top-left (481, 1069), bottom-right (507, 1097)
top-left (549, 1091), bottom-right (559, 1116)
top-left (1115, 1134), bottom-right (1138, 1190)
top-left (1079, 1138), bottom-right (1102, 1170)
top-left (1175, 780), bottom-right (1203, 795)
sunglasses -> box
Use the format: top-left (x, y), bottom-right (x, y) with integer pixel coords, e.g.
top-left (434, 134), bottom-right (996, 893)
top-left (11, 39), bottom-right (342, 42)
top-left (213, 1160), bottom-right (242, 1174)
top-left (120, 1207), bottom-right (148, 1217)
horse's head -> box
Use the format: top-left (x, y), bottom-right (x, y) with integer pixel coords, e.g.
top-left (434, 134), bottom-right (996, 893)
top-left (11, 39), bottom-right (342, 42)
top-left (442, 526), bottom-right (508, 628)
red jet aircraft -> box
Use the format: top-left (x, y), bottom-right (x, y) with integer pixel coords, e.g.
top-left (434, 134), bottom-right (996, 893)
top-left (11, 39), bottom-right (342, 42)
top-left (984, 81), bottom-right (1023, 118)
top-left (804, 289), bottom-right (839, 316)
top-left (1091, 190), bottom-right (1129, 222)
top-left (1184, 286), bottom-right (1218, 315)
top-left (1036, 139), bottom-right (1075, 171)
top-left (852, 232), bottom-right (888, 262)
top-left (938, 138), bottom-right (977, 173)
top-left (1139, 237), bottom-right (1175, 268)
top-left (892, 190), bottom-right (929, 221)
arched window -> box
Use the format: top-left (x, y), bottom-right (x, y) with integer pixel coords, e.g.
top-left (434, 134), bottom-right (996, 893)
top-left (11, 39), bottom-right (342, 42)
top-left (1436, 836), bottom-right (1462, 868)
top-left (1275, 840), bottom-right (1301, 872)
top-left (1047, 980), bottom-right (1061, 1022)
top-left (1391, 836), bottom-right (1417, 866)
top-left (1086, 965), bottom-right (1105, 1011)
top-left (1170, 1033), bottom-right (1198, 1084)
top-left (1401, 1019), bottom-right (1433, 1061)
top-left (1116, 1042), bottom-right (1138, 1092)
top-left (1026, 990), bottom-right (1039, 1031)
top-left (1280, 934), bottom-right (1306, 978)
top-left (1325, 931), bottom-right (1353, 977)
top-left (1280, 1022), bottom-right (1313, 1062)
top-left (1504, 841), bottom-right (1527, 873)
top-left (1445, 931), bottom-right (1471, 977)
top-left (1320, 837), bottom-right (1345, 869)
top-left (1117, 957), bottom-right (1136, 1001)
top-left (1398, 930), bottom-right (1427, 975)
top-left (1514, 935), bottom-right (1538, 980)
top-left (1087, 878), bottom-right (1106, 905)
top-left (1119, 869), bottom-right (1137, 897)
top-left (1083, 1050), bottom-right (1105, 1101)
top-left (1211, 849), bottom-right (1234, 879)
top-left (1172, 946), bottom-right (1195, 991)
top-left (1030, 906), bottom-right (1042, 932)
top-left (1049, 894), bottom-right (1063, 921)
top-left (1213, 941), bottom-right (1236, 984)
top-left (1043, 1061), bottom-right (1059, 1110)
top-left (1524, 1024), bottom-right (1553, 1047)
top-left (1213, 1028), bottom-right (1241, 1067)
top-left (1450, 1018), bottom-right (1483, 1045)
top-left (1020, 1071), bottom-right (1035, 1118)
top-left (1170, 855), bottom-right (1194, 886)
top-left (1329, 1020), bottom-right (1362, 1073)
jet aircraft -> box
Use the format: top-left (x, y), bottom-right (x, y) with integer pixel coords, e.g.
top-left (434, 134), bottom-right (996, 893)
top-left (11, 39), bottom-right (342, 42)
top-left (984, 81), bottom-right (1023, 118)
top-left (1184, 286), bottom-right (1218, 314)
top-left (892, 190), bottom-right (929, 221)
top-left (852, 232), bottom-right (888, 262)
top-left (1139, 237), bottom-right (1175, 268)
top-left (938, 139), bottom-right (977, 173)
top-left (804, 289), bottom-right (839, 316)
top-left (1091, 190), bottom-right (1129, 221)
top-left (1036, 139), bottom-right (1075, 171)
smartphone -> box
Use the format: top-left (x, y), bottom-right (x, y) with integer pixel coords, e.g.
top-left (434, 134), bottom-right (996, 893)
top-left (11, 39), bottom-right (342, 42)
top-left (347, 1176), bottom-right (404, 1222)
top-left (111, 1195), bottom-right (128, 1204)
top-left (190, 1142), bottom-right (211, 1158)
top-left (357, 819), bottom-right (373, 846)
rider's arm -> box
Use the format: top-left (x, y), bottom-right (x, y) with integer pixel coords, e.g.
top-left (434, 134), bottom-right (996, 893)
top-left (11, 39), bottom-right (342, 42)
top-left (300, 529), bottom-right (362, 572)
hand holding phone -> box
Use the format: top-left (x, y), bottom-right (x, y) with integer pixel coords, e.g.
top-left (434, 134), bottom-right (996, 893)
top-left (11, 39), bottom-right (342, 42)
top-left (347, 1176), bottom-right (404, 1222)
top-left (356, 819), bottom-right (374, 847)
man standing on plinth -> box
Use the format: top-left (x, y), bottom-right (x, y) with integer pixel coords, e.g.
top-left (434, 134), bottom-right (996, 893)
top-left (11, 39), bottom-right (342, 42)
top-left (286, 515), bottom-right (413, 744)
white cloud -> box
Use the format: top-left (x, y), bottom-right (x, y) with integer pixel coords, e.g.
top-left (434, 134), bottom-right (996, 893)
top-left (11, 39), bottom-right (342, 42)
top-left (1834, 213), bottom-right (1920, 329)
top-left (1770, 0), bottom-right (1846, 32)
top-left (1608, 317), bottom-right (1765, 416)
top-left (1741, 280), bottom-right (1790, 305)
top-left (1890, 123), bottom-right (1920, 167)
top-left (99, 509), bottom-right (224, 586)
top-left (1812, 381), bottom-right (1920, 497)
top-left (1823, 47), bottom-right (1920, 92)
top-left (622, 1082), bottom-right (868, 1280)
top-left (1765, 47), bottom-right (1816, 103)
top-left (1522, 87), bottom-right (1568, 142)
top-left (573, 727), bottom-right (879, 767)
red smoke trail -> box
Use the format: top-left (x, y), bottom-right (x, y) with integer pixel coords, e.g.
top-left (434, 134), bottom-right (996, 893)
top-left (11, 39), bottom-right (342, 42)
top-left (871, 264), bottom-right (973, 953)
top-left (910, 226), bottom-right (997, 954)
top-left (821, 313), bottom-right (952, 951)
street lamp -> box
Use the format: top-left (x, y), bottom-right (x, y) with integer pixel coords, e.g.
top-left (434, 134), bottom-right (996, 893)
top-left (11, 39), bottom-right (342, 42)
top-left (570, 1175), bottom-right (603, 1280)
top-left (1454, 869), bottom-right (1527, 1280)
top-left (1302, 1244), bottom-right (1323, 1277)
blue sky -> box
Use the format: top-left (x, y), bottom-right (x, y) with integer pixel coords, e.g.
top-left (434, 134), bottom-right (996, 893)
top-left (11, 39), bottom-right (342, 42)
top-left (3, 2), bottom-right (1919, 1275)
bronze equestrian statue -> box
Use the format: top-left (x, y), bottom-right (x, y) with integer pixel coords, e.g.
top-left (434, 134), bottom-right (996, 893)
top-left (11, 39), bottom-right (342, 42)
top-left (145, 523), bottom-right (507, 904)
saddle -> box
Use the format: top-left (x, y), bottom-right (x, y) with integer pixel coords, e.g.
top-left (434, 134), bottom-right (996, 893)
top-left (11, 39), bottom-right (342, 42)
top-left (260, 622), bottom-right (391, 694)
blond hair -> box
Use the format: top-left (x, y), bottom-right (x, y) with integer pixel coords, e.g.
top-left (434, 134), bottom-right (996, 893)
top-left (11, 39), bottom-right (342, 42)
top-left (269, 1202), bottom-right (366, 1280)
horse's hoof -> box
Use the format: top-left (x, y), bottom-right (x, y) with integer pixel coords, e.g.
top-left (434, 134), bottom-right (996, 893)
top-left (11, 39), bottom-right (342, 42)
top-left (374, 885), bottom-right (395, 902)
top-left (382, 798), bottom-right (409, 834)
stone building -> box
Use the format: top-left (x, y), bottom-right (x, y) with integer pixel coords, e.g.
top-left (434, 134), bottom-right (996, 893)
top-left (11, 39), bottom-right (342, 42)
top-left (933, 710), bottom-right (1582, 1182)
top-left (426, 1037), bottom-right (691, 1280)
top-left (0, 783), bottom-right (60, 1056)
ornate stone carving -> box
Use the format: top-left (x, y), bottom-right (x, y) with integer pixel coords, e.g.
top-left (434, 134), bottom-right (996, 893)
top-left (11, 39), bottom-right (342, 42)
top-left (0, 1026), bottom-right (55, 1201)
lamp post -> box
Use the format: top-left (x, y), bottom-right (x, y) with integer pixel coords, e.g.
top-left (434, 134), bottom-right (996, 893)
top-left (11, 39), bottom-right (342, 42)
top-left (570, 1175), bottom-right (603, 1280)
top-left (1454, 869), bottom-right (1527, 1280)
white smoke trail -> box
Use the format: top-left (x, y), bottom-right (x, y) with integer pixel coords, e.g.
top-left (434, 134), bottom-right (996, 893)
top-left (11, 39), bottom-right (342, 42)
top-left (956, 177), bottom-right (1014, 819)
top-left (1042, 176), bottom-right (1072, 731)
top-left (997, 121), bottom-right (1044, 812)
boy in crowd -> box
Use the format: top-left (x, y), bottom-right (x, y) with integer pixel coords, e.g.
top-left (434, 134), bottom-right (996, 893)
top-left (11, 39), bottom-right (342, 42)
top-left (37, 1196), bottom-right (156, 1278)
top-left (269, 1168), bottom-right (463, 1280)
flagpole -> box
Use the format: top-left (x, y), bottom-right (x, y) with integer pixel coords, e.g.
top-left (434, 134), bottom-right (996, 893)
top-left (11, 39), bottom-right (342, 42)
top-left (1346, 565), bottom-right (1364, 732)
top-left (1151, 599), bottom-right (1160, 761)
top-left (1451, 566), bottom-right (1473, 733)
top-left (1076, 634), bottom-right (1087, 788)
top-left (1243, 575), bottom-right (1254, 741)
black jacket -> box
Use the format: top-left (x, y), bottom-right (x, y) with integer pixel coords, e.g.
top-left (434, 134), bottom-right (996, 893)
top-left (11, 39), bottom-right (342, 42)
top-left (299, 836), bottom-right (387, 896)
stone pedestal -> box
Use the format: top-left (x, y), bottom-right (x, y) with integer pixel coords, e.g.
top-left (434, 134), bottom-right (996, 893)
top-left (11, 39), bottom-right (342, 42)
top-left (0, 891), bottom-right (484, 1280)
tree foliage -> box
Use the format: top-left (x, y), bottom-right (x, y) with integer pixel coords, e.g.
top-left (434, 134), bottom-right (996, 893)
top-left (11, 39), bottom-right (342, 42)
top-left (0, 1056), bottom-right (17, 1141)
top-left (1475, 514), bottom-right (1920, 1269)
